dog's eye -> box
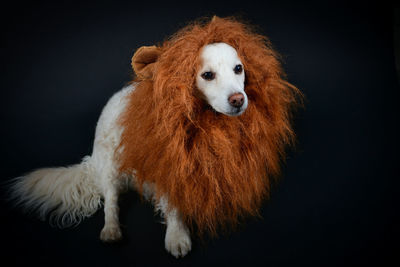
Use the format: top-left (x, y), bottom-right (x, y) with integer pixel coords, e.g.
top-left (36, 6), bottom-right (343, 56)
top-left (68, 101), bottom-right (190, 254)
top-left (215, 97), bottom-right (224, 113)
top-left (234, 64), bottom-right (243, 74)
top-left (201, 71), bottom-right (215, 81)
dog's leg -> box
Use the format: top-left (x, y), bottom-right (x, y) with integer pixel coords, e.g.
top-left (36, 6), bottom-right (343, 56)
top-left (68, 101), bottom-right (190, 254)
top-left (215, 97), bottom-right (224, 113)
top-left (165, 209), bottom-right (192, 258)
top-left (97, 159), bottom-right (123, 242)
top-left (100, 178), bottom-right (122, 242)
top-left (158, 197), bottom-right (192, 258)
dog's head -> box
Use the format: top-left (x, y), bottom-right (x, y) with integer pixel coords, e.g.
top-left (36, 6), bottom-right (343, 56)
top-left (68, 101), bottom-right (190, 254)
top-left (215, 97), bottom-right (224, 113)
top-left (131, 25), bottom-right (251, 117)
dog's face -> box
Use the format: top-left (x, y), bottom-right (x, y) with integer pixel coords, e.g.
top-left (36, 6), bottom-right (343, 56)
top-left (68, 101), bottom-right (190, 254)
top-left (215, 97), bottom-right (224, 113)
top-left (196, 43), bottom-right (248, 116)
top-left (131, 42), bottom-right (248, 116)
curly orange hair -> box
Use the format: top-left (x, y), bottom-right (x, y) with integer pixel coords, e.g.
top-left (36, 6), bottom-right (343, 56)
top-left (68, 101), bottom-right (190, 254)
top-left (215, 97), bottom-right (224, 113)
top-left (118, 16), bottom-right (300, 236)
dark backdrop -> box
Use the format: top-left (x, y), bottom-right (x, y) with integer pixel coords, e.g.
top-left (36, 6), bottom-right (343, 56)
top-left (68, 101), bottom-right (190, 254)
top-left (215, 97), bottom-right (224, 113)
top-left (1, 1), bottom-right (399, 266)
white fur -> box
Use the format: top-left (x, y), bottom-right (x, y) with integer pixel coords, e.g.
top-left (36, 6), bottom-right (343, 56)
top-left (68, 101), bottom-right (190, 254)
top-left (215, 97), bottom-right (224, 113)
top-left (9, 42), bottom-right (247, 258)
top-left (9, 158), bottom-right (101, 227)
top-left (9, 84), bottom-right (192, 256)
top-left (196, 43), bottom-right (247, 116)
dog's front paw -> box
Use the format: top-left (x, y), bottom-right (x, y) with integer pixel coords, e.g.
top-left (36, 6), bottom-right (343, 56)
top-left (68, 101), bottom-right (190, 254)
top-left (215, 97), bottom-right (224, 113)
top-left (100, 225), bottom-right (122, 242)
top-left (165, 225), bottom-right (192, 258)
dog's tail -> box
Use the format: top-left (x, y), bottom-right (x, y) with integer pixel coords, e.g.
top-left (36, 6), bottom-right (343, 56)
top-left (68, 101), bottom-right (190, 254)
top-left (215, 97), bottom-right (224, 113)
top-left (8, 156), bottom-right (102, 227)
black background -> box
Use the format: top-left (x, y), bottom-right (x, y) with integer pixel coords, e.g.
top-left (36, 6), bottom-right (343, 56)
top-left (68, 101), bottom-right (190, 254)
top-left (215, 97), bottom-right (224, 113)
top-left (1, 1), bottom-right (399, 266)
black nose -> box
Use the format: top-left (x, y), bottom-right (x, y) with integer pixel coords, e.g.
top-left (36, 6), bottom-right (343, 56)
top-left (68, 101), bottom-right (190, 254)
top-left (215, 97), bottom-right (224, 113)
top-left (228, 93), bottom-right (244, 108)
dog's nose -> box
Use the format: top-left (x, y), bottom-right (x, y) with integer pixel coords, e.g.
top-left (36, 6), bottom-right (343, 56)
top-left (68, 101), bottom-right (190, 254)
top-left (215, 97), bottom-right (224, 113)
top-left (228, 93), bottom-right (244, 108)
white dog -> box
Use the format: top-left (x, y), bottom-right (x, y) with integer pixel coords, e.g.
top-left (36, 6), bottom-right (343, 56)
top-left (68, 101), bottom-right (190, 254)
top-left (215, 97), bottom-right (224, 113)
top-left (10, 43), bottom-right (247, 258)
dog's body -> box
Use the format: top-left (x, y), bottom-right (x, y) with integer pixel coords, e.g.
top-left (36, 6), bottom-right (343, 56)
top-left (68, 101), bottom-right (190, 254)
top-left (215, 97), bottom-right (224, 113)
top-left (11, 83), bottom-right (193, 256)
top-left (10, 17), bottom-right (299, 258)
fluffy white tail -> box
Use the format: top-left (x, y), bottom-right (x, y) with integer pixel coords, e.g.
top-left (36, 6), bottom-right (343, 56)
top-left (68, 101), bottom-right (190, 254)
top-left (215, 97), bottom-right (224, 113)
top-left (9, 156), bottom-right (102, 227)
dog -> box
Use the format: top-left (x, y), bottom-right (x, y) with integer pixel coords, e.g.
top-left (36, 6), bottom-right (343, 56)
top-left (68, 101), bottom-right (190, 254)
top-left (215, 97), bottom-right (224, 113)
top-left (9, 16), bottom-right (300, 258)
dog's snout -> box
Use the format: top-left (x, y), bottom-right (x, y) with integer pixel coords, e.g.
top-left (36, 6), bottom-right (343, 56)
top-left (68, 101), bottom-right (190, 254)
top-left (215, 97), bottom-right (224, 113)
top-left (228, 93), bottom-right (244, 108)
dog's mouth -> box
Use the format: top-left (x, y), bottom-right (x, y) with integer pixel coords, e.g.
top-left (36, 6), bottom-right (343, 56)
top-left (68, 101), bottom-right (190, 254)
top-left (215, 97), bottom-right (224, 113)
top-left (205, 105), bottom-right (246, 117)
top-left (225, 107), bottom-right (246, 117)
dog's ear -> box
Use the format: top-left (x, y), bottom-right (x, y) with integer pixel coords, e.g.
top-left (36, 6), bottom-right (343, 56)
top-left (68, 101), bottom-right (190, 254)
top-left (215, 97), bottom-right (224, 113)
top-left (131, 46), bottom-right (161, 79)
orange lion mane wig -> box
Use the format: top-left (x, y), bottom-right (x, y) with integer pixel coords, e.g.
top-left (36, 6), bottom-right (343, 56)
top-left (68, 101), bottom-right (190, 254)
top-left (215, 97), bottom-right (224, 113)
top-left (118, 16), bottom-right (300, 236)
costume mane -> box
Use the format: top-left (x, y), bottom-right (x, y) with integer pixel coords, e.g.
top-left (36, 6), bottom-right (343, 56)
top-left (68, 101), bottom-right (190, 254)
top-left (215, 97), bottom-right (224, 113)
top-left (118, 17), bottom-right (300, 236)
